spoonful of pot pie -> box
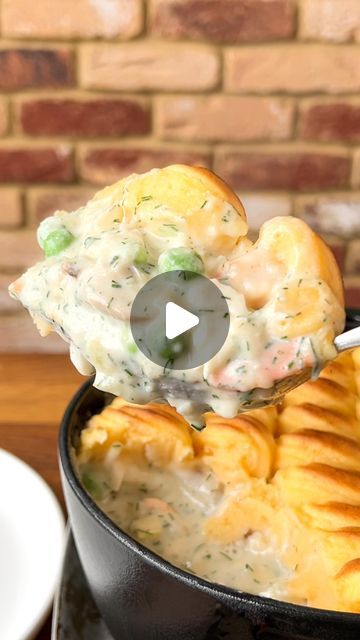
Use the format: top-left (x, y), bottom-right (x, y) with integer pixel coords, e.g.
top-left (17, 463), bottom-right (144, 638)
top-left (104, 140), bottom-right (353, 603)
top-left (9, 165), bottom-right (348, 425)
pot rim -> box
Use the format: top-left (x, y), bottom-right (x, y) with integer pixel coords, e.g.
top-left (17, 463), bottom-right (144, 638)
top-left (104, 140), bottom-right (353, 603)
top-left (59, 377), bottom-right (360, 624)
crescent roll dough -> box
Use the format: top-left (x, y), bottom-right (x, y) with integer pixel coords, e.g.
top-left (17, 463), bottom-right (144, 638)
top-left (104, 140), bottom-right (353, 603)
top-left (94, 164), bottom-right (247, 254)
top-left (275, 430), bottom-right (360, 473)
top-left (273, 348), bottom-right (360, 612)
top-left (78, 397), bottom-right (194, 467)
top-left (193, 410), bottom-right (276, 483)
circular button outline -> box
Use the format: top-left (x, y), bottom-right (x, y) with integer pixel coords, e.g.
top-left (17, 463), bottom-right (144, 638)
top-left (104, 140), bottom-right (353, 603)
top-left (130, 270), bottom-right (230, 370)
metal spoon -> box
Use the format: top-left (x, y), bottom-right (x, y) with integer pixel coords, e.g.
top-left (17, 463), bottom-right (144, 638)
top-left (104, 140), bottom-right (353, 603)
top-left (157, 326), bottom-right (360, 415)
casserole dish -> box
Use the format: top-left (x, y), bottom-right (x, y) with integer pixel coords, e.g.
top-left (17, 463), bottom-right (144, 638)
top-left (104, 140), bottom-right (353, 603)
top-left (59, 310), bottom-right (360, 640)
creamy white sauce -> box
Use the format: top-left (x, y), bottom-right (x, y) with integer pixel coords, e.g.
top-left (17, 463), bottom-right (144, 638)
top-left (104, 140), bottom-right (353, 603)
top-left (9, 175), bottom-right (343, 423)
top-left (77, 455), bottom-right (293, 598)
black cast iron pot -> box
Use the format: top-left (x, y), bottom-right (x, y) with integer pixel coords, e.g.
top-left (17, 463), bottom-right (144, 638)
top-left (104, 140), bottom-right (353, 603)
top-left (59, 310), bottom-right (360, 640)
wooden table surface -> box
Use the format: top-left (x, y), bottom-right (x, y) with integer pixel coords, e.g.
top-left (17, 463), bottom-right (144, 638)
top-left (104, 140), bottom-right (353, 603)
top-left (0, 354), bottom-right (83, 640)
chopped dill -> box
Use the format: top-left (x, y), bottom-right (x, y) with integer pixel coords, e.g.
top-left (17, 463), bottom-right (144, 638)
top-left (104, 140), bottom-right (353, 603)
top-left (135, 529), bottom-right (152, 535)
top-left (110, 255), bottom-right (119, 266)
top-left (163, 358), bottom-right (174, 373)
top-left (84, 236), bottom-right (100, 248)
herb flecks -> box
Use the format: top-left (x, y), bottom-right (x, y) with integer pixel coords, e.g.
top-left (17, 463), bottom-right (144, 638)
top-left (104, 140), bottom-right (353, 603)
top-left (162, 223), bottom-right (178, 232)
top-left (84, 236), bottom-right (100, 249)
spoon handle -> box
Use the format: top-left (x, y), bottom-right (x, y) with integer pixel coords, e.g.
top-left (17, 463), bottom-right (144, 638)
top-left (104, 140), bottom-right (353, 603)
top-left (334, 326), bottom-right (360, 353)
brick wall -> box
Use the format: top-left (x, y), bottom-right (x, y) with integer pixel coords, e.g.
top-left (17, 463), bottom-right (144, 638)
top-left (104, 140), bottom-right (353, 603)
top-left (0, 0), bottom-right (359, 351)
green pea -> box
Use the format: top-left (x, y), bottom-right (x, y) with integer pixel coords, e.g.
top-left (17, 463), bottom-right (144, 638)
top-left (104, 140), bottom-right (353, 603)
top-left (81, 472), bottom-right (103, 500)
top-left (158, 248), bottom-right (204, 275)
top-left (43, 228), bottom-right (74, 257)
top-left (37, 216), bottom-right (62, 249)
top-left (128, 340), bottom-right (138, 354)
top-left (158, 335), bottom-right (185, 361)
top-left (134, 245), bottom-right (148, 265)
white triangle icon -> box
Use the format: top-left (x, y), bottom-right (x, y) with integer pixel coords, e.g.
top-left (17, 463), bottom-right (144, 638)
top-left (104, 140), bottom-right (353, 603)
top-left (165, 302), bottom-right (199, 340)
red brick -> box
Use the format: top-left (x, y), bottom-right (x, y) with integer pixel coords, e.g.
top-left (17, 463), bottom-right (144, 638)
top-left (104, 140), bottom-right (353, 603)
top-left (344, 277), bottom-right (360, 308)
top-left (156, 95), bottom-right (293, 142)
top-left (27, 187), bottom-right (96, 225)
top-left (215, 148), bottom-right (350, 191)
top-left (299, 101), bottom-right (360, 142)
top-left (324, 240), bottom-right (346, 272)
top-left (150, 0), bottom-right (295, 43)
top-left (225, 45), bottom-right (360, 94)
top-left (0, 146), bottom-right (73, 183)
top-left (0, 188), bottom-right (22, 228)
top-left (0, 229), bottom-right (41, 270)
top-left (345, 240), bottom-right (360, 274)
top-left (0, 48), bottom-right (73, 90)
top-left (352, 150), bottom-right (360, 188)
top-left (18, 97), bottom-right (150, 137)
top-left (80, 43), bottom-right (219, 91)
top-left (0, 100), bottom-right (8, 136)
top-left (79, 145), bottom-right (211, 185)
top-left (240, 193), bottom-right (292, 231)
top-left (300, 0), bottom-right (360, 43)
top-left (295, 194), bottom-right (360, 237)
top-left (2, 0), bottom-right (143, 40)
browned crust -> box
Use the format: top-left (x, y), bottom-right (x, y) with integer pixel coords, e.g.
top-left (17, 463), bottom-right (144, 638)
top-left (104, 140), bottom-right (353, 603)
top-left (303, 502), bottom-right (360, 529)
top-left (168, 164), bottom-right (246, 220)
top-left (106, 397), bottom-right (191, 432)
top-left (336, 557), bottom-right (360, 579)
top-left (275, 429), bottom-right (360, 472)
top-left (278, 403), bottom-right (360, 440)
top-left (283, 378), bottom-right (357, 416)
top-left (278, 429), bottom-right (360, 457)
top-left (291, 463), bottom-right (360, 490)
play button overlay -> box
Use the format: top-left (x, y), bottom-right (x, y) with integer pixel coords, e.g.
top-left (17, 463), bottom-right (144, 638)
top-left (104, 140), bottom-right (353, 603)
top-left (130, 271), bottom-right (230, 370)
top-left (166, 302), bottom-right (199, 339)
